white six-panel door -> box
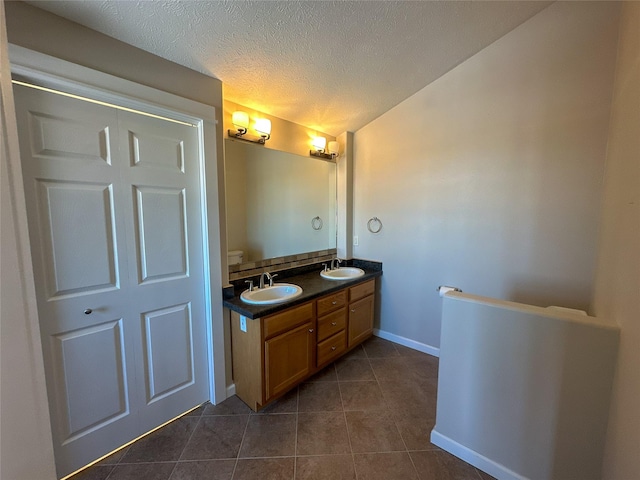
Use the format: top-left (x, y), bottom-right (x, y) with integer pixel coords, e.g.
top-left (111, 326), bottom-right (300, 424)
top-left (14, 84), bottom-right (208, 478)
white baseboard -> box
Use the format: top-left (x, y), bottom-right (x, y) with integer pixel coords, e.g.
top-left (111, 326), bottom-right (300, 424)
top-left (373, 328), bottom-right (440, 357)
top-left (225, 383), bottom-right (236, 398)
top-left (430, 429), bottom-right (527, 480)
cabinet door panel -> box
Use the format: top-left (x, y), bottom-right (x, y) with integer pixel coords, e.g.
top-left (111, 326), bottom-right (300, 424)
top-left (265, 322), bottom-right (314, 400)
top-left (348, 295), bottom-right (374, 347)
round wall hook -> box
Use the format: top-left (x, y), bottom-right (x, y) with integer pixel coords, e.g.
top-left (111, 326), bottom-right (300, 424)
top-left (367, 217), bottom-right (383, 234)
top-left (311, 216), bottom-right (323, 230)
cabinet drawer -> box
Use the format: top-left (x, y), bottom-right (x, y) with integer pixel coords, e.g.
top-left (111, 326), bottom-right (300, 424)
top-left (263, 302), bottom-right (314, 340)
top-left (317, 308), bottom-right (347, 342)
top-left (350, 279), bottom-right (375, 302)
top-left (317, 290), bottom-right (347, 316)
top-left (317, 330), bottom-right (346, 367)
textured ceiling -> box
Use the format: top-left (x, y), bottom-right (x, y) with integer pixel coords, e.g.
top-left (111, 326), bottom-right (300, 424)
top-left (26, 1), bottom-right (552, 136)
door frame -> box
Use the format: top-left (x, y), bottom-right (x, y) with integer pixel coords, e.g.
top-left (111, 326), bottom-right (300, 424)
top-left (9, 44), bottom-right (227, 410)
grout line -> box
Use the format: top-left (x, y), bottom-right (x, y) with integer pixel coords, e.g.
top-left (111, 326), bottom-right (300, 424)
top-left (231, 414), bottom-right (251, 480)
top-left (336, 362), bottom-right (358, 480)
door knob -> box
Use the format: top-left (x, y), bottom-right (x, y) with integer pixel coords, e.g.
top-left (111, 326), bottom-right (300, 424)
top-left (84, 309), bottom-right (93, 315)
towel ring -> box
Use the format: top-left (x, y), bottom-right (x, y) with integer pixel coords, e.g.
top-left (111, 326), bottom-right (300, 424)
top-left (367, 217), bottom-right (383, 234)
top-left (311, 216), bottom-right (323, 231)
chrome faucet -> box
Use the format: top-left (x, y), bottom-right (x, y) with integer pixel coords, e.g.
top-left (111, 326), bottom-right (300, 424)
top-left (259, 272), bottom-right (271, 289)
top-left (259, 271), bottom-right (278, 288)
top-left (331, 258), bottom-right (342, 270)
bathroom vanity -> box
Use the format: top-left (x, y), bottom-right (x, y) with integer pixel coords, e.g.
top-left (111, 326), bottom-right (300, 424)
top-left (224, 262), bottom-right (380, 411)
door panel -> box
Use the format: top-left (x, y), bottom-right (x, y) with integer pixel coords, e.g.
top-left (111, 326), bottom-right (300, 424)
top-left (36, 180), bottom-right (119, 298)
top-left (15, 84), bottom-right (209, 477)
top-left (51, 319), bottom-right (129, 440)
top-left (28, 110), bottom-right (112, 165)
top-left (134, 186), bottom-right (188, 283)
top-left (128, 130), bottom-right (185, 172)
top-left (143, 303), bottom-right (195, 403)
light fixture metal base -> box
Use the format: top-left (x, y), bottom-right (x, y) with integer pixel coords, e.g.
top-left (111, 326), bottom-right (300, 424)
top-left (228, 130), bottom-right (268, 145)
top-left (310, 150), bottom-right (336, 160)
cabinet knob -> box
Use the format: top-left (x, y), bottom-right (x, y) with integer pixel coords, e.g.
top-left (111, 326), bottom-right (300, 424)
top-left (309, 329), bottom-right (314, 333)
top-left (331, 322), bottom-right (337, 326)
top-left (331, 346), bottom-right (337, 351)
top-left (332, 301), bottom-right (337, 305)
top-left (350, 309), bottom-right (356, 313)
top-left (84, 308), bottom-right (93, 315)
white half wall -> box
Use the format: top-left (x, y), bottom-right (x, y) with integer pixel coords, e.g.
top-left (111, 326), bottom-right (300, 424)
top-left (353, 1), bottom-right (621, 349)
top-left (592, 3), bottom-right (640, 479)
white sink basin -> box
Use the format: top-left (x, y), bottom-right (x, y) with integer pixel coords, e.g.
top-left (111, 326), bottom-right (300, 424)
top-left (320, 267), bottom-right (365, 281)
top-left (240, 283), bottom-right (303, 305)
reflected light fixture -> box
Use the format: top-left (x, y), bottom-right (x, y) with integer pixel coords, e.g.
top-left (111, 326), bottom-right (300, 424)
top-left (310, 136), bottom-right (339, 160)
top-left (228, 111), bottom-right (271, 144)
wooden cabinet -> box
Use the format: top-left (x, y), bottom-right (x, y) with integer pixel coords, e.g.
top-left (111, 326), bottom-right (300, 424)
top-left (231, 277), bottom-right (376, 411)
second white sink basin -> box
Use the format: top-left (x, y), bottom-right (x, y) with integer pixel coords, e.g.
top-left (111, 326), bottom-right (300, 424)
top-left (321, 267), bottom-right (365, 281)
top-left (240, 283), bottom-right (303, 305)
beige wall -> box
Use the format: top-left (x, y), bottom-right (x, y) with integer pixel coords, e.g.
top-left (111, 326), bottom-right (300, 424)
top-left (353, 1), bottom-right (620, 351)
top-left (592, 3), bottom-right (640, 479)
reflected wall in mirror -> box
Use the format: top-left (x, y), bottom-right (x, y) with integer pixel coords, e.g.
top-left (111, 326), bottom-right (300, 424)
top-left (225, 139), bottom-right (337, 264)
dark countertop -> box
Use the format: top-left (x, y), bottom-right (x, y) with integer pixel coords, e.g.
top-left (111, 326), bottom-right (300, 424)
top-left (223, 259), bottom-right (382, 319)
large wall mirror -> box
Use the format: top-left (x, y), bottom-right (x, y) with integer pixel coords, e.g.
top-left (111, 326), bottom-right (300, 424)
top-left (225, 139), bottom-right (337, 265)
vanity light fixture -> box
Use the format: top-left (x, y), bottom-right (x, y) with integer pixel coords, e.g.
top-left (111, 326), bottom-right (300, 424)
top-left (228, 111), bottom-right (271, 144)
top-left (310, 136), bottom-right (339, 160)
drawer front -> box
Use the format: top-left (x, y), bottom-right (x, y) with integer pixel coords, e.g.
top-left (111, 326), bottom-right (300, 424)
top-left (263, 302), bottom-right (314, 340)
top-left (317, 330), bottom-right (347, 367)
top-left (317, 308), bottom-right (347, 342)
top-left (350, 279), bottom-right (375, 302)
top-left (317, 290), bottom-right (347, 317)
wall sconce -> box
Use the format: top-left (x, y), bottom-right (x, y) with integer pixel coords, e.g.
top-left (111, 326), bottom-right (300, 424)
top-left (310, 137), bottom-right (339, 160)
top-left (228, 111), bottom-right (271, 144)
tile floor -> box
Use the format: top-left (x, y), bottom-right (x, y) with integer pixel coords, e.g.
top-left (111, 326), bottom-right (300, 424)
top-left (71, 337), bottom-right (495, 480)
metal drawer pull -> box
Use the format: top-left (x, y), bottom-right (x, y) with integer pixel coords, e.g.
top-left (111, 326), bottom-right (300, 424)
top-left (332, 301), bottom-right (337, 305)
top-left (351, 309), bottom-right (356, 313)
top-left (84, 309), bottom-right (92, 315)
top-left (331, 322), bottom-right (337, 326)
top-left (331, 346), bottom-right (337, 351)
top-left (309, 329), bottom-right (314, 333)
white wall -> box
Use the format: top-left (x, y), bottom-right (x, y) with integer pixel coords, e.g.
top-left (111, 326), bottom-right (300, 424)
top-left (592, 3), bottom-right (640, 479)
top-left (353, 1), bottom-right (621, 351)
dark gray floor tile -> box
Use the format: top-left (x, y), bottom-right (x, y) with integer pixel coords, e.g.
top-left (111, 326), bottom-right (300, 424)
top-left (239, 414), bottom-right (297, 457)
top-left (335, 358), bottom-right (376, 382)
top-left (120, 417), bottom-right (199, 463)
top-left (395, 344), bottom-right (431, 358)
top-left (353, 452), bottom-right (419, 480)
top-left (363, 337), bottom-right (400, 358)
top-left (203, 396), bottom-right (253, 416)
top-left (181, 415), bottom-right (249, 460)
top-left (69, 465), bottom-right (113, 480)
top-left (379, 380), bottom-right (437, 416)
top-left (296, 412), bottom-right (351, 455)
top-left (345, 410), bottom-right (405, 453)
top-left (342, 344), bottom-right (367, 359)
top-left (298, 381), bottom-right (342, 412)
top-left (306, 364), bottom-right (338, 382)
top-left (411, 450), bottom-right (480, 480)
top-left (393, 412), bottom-right (437, 451)
top-left (339, 381), bottom-right (385, 411)
top-left (233, 458), bottom-right (294, 480)
top-left (169, 459), bottom-right (235, 480)
top-left (295, 455), bottom-right (356, 480)
top-left (107, 463), bottom-right (176, 480)
top-left (256, 387), bottom-right (298, 414)
top-left (95, 446), bottom-right (129, 466)
top-left (476, 468), bottom-right (497, 480)
top-left (183, 404), bottom-right (206, 417)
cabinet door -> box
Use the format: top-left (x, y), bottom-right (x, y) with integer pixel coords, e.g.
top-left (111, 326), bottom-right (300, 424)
top-left (265, 321), bottom-right (314, 400)
top-left (348, 295), bottom-right (374, 347)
